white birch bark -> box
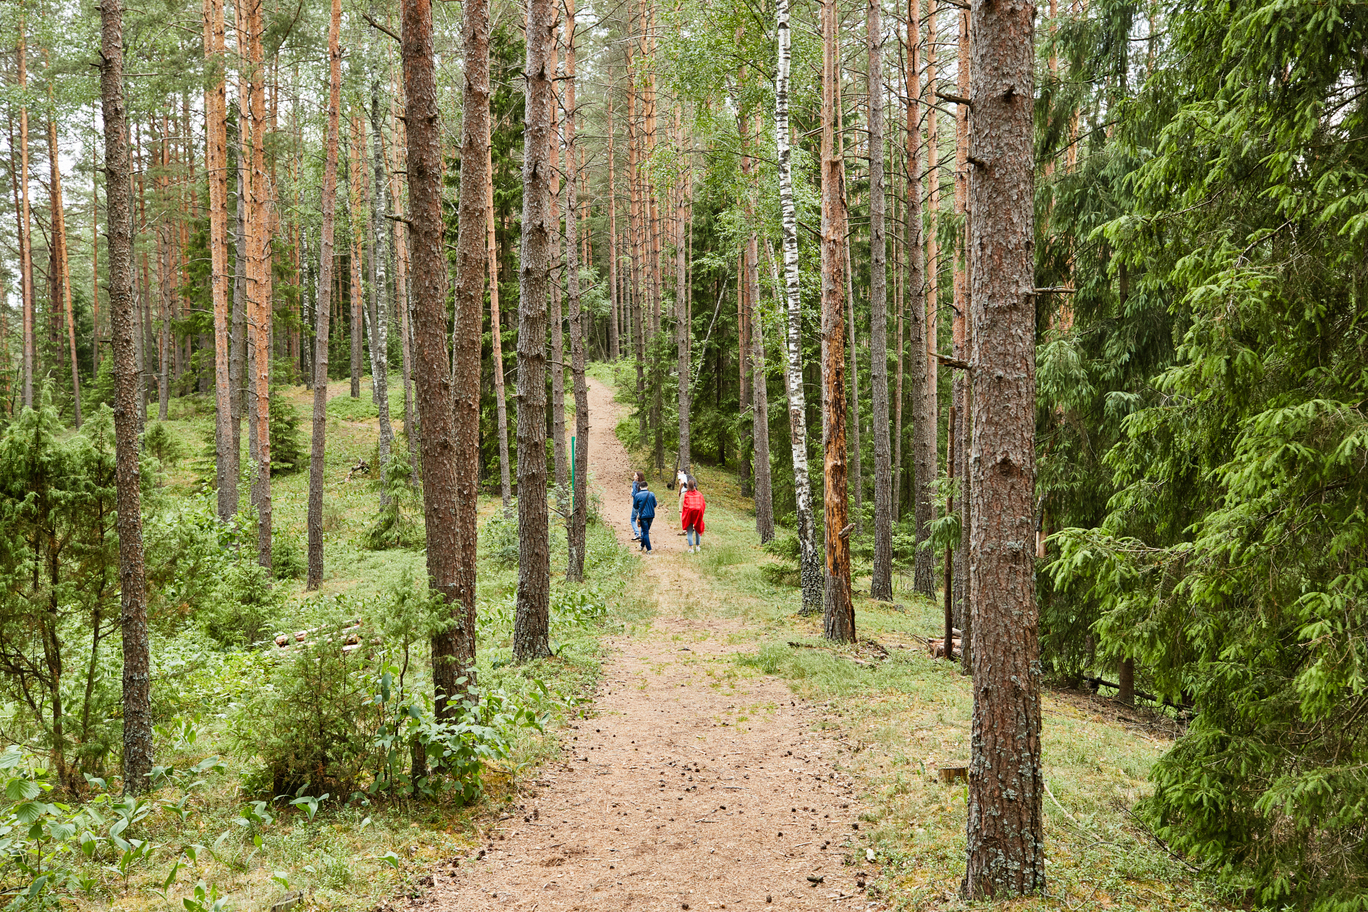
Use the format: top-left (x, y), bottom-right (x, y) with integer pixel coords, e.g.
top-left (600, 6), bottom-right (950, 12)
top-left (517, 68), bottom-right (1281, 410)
top-left (777, 0), bottom-right (822, 615)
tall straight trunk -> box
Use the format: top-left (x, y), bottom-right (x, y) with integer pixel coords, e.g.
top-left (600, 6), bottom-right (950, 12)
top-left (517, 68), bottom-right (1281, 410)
top-left (776, 0), bottom-right (822, 615)
top-left (906, 0), bottom-right (933, 593)
top-left (952, 0), bottom-right (972, 650)
top-left (487, 143), bottom-right (512, 511)
top-left (741, 113), bottom-right (774, 543)
top-left (738, 247), bottom-right (752, 499)
top-left (548, 25), bottom-right (568, 495)
top-left (246, 0), bottom-right (272, 571)
top-left (445, 0), bottom-right (489, 697)
top-left (371, 85), bottom-right (395, 485)
top-left (820, 0), bottom-right (855, 644)
top-left (48, 115), bottom-right (81, 428)
top-left (565, 0), bottom-right (589, 582)
top-left (626, 68), bottom-right (646, 441)
top-left (18, 10), bottom-right (34, 412)
top-left (674, 114), bottom-right (691, 476)
top-left (514, 0), bottom-right (555, 662)
top-left (607, 89), bottom-right (621, 362)
top-left (403, 0), bottom-right (475, 712)
top-left (206, 0), bottom-right (234, 521)
top-left (157, 120), bottom-right (171, 422)
top-left (892, 185), bottom-right (905, 519)
top-left (98, 0), bottom-right (152, 796)
top-left (868, 0), bottom-right (893, 600)
top-left (231, 159), bottom-right (246, 502)
top-left (350, 114), bottom-right (366, 404)
top-left (306, 0), bottom-right (341, 592)
top-left (91, 123), bottom-right (101, 380)
top-left (962, 0), bottom-right (1043, 895)
top-left (386, 80), bottom-right (420, 484)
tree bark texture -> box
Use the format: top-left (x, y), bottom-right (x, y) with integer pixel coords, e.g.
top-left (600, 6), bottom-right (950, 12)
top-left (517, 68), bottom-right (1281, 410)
top-left (565, 0), bottom-right (589, 582)
top-left (98, 0), bottom-right (152, 796)
top-left (820, 0), bottom-right (855, 644)
top-left (487, 142), bottom-right (513, 512)
top-left (205, 0), bottom-right (235, 522)
top-left (776, 0), bottom-right (822, 616)
top-left (370, 84), bottom-right (395, 487)
top-left (306, 0), bottom-right (341, 593)
top-left (741, 115), bottom-right (775, 543)
top-left (514, 0), bottom-right (555, 663)
top-left (868, 0), bottom-right (893, 601)
top-left (18, 10), bottom-right (34, 412)
top-left (906, 0), bottom-right (933, 593)
top-left (246, 0), bottom-right (272, 572)
top-left (963, 0), bottom-right (1044, 897)
top-left (449, 0), bottom-right (490, 689)
top-left (912, 0), bottom-right (940, 598)
top-left (403, 0), bottom-right (475, 711)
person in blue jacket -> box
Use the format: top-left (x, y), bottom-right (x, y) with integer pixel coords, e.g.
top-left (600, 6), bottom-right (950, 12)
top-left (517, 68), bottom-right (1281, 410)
top-left (630, 470), bottom-right (645, 541)
top-left (632, 480), bottom-right (658, 552)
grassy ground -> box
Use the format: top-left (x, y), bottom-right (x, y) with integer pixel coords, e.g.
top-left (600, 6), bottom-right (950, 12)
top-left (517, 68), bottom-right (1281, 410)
top-left (5, 376), bottom-right (647, 912)
top-left (596, 360), bottom-right (1228, 912)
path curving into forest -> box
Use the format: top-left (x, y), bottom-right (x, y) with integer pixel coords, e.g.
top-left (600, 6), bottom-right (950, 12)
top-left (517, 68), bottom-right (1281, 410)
top-left (412, 377), bottom-right (882, 912)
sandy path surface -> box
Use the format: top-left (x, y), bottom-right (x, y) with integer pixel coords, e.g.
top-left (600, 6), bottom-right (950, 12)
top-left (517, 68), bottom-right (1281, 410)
top-left (414, 377), bottom-right (882, 912)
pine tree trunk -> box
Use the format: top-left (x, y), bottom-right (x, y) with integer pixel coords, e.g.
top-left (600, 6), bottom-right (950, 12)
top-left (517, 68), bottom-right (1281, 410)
top-left (607, 91), bottom-right (621, 362)
top-left (777, 0), bottom-right (822, 616)
top-left (912, 0), bottom-right (940, 598)
top-left (156, 121), bottom-right (171, 422)
top-left (48, 115), bottom-right (82, 428)
top-left (906, 0), bottom-right (933, 595)
top-left (205, 0), bottom-right (234, 521)
top-left (952, 0), bottom-right (973, 650)
top-left (91, 125), bottom-right (101, 381)
top-left (403, 0), bottom-right (477, 712)
top-left (246, 0), bottom-right (272, 571)
top-left (820, 0), bottom-right (855, 644)
top-left (487, 143), bottom-right (512, 512)
top-left (306, 0), bottom-right (341, 593)
top-left (742, 115), bottom-right (775, 543)
top-left (98, 0), bottom-right (152, 796)
top-left (371, 85), bottom-right (395, 488)
top-left (962, 0), bottom-right (1043, 895)
top-left (18, 11), bottom-right (34, 412)
top-left (549, 25), bottom-right (568, 496)
top-left (513, 0), bottom-right (555, 662)
top-left (231, 160), bottom-right (246, 503)
top-left (449, 0), bottom-right (490, 694)
top-left (868, 0), bottom-right (893, 600)
top-left (674, 109), bottom-right (691, 476)
top-left (565, 0), bottom-right (589, 582)
top-left (386, 80), bottom-right (420, 485)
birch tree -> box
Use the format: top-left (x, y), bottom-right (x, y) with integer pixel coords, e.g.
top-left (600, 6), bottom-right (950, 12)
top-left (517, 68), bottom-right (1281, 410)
top-left (776, 0), bottom-right (822, 615)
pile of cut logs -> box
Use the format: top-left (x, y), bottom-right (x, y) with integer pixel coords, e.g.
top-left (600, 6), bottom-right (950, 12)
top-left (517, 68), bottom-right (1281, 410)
top-left (267, 619), bottom-right (366, 654)
top-left (928, 629), bottom-right (962, 659)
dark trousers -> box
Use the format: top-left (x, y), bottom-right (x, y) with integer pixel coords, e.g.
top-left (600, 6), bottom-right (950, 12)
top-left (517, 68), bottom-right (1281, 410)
top-left (639, 516), bottom-right (654, 551)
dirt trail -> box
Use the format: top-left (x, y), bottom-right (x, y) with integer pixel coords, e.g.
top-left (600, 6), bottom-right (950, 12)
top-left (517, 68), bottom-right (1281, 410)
top-left (416, 378), bottom-right (881, 912)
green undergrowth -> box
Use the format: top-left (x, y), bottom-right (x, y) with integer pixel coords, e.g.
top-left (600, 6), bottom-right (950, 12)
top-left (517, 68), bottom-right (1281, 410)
top-left (1, 376), bottom-right (646, 912)
top-left (607, 374), bottom-right (1228, 912)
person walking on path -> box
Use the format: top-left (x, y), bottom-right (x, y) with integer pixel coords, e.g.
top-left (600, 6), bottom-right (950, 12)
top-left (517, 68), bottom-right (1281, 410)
top-left (630, 471), bottom-right (645, 541)
top-left (633, 480), bottom-right (658, 552)
top-left (681, 479), bottom-right (706, 553)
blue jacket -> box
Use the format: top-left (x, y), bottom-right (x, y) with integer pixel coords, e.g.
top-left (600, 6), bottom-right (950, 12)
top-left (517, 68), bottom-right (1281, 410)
top-left (633, 489), bottom-right (658, 519)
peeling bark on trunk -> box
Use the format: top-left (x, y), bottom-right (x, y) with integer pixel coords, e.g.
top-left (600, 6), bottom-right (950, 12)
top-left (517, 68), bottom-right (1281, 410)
top-left (98, 0), bottom-right (152, 796)
top-left (776, 0), bottom-right (822, 616)
top-left (305, 0), bottom-right (341, 593)
top-left (962, 0), bottom-right (1043, 896)
top-left (820, 0), bottom-right (854, 644)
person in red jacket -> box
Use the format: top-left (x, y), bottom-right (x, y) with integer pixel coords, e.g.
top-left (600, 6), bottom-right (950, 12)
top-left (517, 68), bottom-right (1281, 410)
top-left (681, 479), bottom-right (706, 553)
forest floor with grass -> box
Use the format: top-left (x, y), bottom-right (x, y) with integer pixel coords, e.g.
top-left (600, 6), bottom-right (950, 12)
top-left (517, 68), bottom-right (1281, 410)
top-left (8, 366), bottom-right (1231, 912)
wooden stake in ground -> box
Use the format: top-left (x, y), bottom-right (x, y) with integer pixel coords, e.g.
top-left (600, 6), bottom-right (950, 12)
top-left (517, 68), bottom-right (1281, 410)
top-left (820, 0), bottom-right (854, 644)
top-left (305, 0), bottom-right (341, 593)
top-left (98, 0), bottom-right (152, 796)
top-left (963, 0), bottom-right (1043, 896)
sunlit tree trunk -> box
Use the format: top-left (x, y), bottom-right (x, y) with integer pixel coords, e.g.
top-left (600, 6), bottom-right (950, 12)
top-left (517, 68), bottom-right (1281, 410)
top-left (514, 0), bottom-right (555, 662)
top-left (776, 0), bottom-right (822, 615)
top-left (820, 0), bottom-right (855, 643)
top-left (306, 0), bottom-right (341, 593)
top-left (98, 0), bottom-right (152, 796)
top-left (205, 0), bottom-right (234, 520)
top-left (962, 0), bottom-right (1043, 895)
top-left (246, 0), bottom-right (272, 571)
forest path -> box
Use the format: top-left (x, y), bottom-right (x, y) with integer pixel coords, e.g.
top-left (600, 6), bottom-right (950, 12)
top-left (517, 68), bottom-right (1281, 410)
top-left (415, 377), bottom-right (881, 912)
